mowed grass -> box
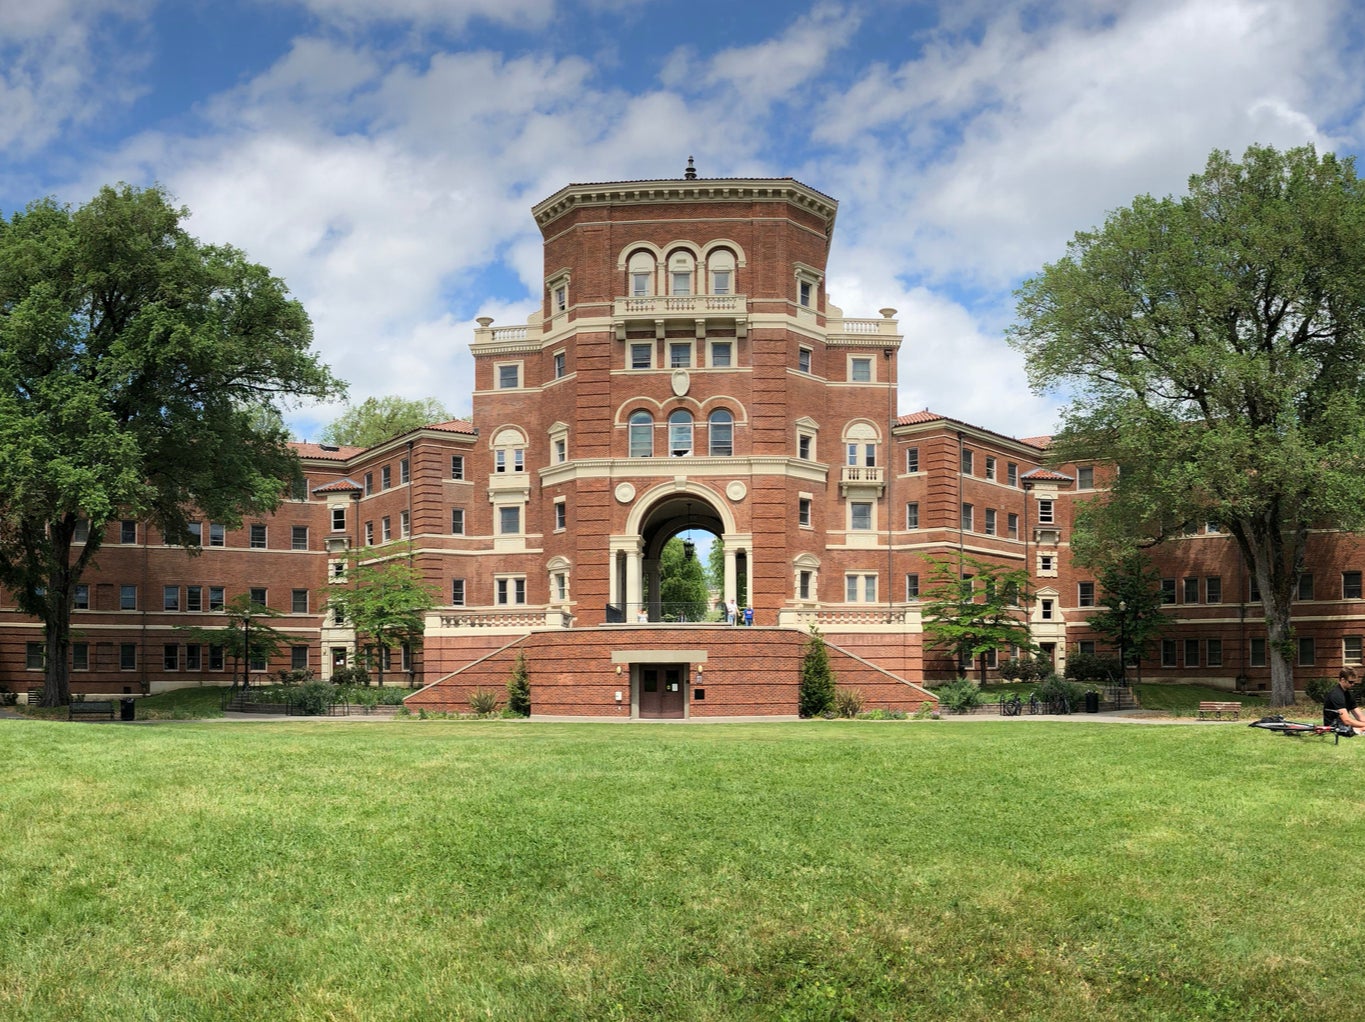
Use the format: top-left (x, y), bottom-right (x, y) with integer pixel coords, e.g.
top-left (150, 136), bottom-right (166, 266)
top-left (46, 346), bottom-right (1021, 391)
top-left (1, 719), bottom-right (1362, 1021)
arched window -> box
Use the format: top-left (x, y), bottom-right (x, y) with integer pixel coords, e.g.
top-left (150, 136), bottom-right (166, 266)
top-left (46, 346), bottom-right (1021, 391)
top-left (627, 250), bottom-right (656, 297)
top-left (668, 410), bottom-right (693, 457)
top-left (708, 249), bottom-right (736, 295)
top-left (668, 251), bottom-right (695, 296)
top-left (708, 409), bottom-right (733, 456)
top-left (628, 411), bottom-right (654, 458)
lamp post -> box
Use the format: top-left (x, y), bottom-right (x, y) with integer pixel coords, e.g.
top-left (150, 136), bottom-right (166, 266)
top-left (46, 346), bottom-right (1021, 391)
top-left (1117, 599), bottom-right (1127, 689)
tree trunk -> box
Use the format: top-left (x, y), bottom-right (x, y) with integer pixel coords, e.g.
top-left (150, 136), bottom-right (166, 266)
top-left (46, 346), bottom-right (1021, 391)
top-left (41, 606), bottom-right (72, 707)
top-left (1263, 591), bottom-right (1298, 707)
top-left (1232, 515), bottom-right (1304, 708)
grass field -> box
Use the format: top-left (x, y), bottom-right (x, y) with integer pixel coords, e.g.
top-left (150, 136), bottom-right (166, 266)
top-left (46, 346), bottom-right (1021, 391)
top-left (2, 717), bottom-right (1362, 1021)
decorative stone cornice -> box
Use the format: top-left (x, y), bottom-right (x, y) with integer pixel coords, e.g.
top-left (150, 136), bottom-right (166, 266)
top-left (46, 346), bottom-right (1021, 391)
top-left (532, 178), bottom-right (839, 231)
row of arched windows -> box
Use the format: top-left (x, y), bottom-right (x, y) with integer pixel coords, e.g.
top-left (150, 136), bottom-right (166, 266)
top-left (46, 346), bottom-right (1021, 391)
top-left (628, 409), bottom-right (734, 458)
top-left (625, 246), bottom-right (739, 298)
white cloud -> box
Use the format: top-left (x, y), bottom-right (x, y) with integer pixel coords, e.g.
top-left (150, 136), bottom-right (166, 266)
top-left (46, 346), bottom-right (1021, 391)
top-left (287, 0), bottom-right (559, 32)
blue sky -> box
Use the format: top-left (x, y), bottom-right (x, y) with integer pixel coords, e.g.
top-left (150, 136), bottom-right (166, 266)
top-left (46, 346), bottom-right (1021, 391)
top-left (4, 0), bottom-right (1364, 441)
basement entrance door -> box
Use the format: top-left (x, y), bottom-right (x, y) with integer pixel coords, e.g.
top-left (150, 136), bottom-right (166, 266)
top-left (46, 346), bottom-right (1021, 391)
top-left (638, 665), bottom-right (686, 719)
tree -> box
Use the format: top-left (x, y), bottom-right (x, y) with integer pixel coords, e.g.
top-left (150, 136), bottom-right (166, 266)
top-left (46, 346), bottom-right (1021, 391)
top-left (658, 537), bottom-right (709, 621)
top-left (799, 627), bottom-right (836, 717)
top-left (506, 651), bottom-right (531, 716)
top-left (1009, 145), bottom-right (1365, 705)
top-left (318, 396), bottom-right (452, 448)
top-left (178, 594), bottom-right (288, 690)
top-left (920, 555), bottom-right (1035, 684)
top-left (324, 546), bottom-right (436, 686)
top-left (0, 184), bottom-right (342, 706)
top-left (1083, 551), bottom-right (1168, 684)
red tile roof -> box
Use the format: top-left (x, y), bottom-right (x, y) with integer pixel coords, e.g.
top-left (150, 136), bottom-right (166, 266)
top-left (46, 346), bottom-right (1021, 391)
top-left (312, 477), bottom-right (363, 494)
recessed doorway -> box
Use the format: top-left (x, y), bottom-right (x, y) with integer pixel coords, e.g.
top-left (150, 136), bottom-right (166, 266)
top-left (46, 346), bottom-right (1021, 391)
top-left (638, 664), bottom-right (687, 718)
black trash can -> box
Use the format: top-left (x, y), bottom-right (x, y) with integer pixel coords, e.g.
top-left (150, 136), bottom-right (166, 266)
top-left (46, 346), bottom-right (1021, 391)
top-left (1084, 690), bottom-right (1099, 713)
top-left (120, 698), bottom-right (136, 722)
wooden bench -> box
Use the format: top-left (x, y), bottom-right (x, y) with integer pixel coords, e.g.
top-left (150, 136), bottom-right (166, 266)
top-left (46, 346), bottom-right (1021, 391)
top-left (1197, 700), bottom-right (1242, 720)
top-left (68, 700), bottom-right (116, 721)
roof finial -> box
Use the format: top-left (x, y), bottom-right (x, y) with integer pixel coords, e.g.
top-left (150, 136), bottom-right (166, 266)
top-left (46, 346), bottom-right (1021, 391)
top-left (684, 156), bottom-right (697, 180)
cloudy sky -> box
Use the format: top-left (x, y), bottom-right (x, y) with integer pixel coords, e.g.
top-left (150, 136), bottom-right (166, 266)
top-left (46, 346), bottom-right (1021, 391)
top-left (3, 0), bottom-right (1362, 441)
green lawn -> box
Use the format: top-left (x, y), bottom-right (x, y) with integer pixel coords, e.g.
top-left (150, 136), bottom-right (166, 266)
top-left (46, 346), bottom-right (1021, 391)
top-left (2, 718), bottom-right (1361, 1020)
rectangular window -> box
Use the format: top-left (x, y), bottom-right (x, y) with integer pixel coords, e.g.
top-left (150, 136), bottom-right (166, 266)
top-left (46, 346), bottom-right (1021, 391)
top-left (906, 573), bottom-right (920, 600)
top-left (553, 572), bottom-right (568, 602)
top-left (209, 586), bottom-right (225, 611)
top-left (186, 522), bottom-right (202, 546)
top-left (1184, 638), bottom-right (1200, 668)
top-left (498, 363), bottom-right (519, 389)
top-left (1041, 599), bottom-right (1054, 620)
top-left (1040, 554), bottom-right (1054, 572)
top-left (1298, 636), bottom-right (1315, 667)
top-left (74, 584), bottom-right (90, 610)
top-left (400, 458), bottom-right (410, 484)
top-left (364, 472), bottom-right (374, 495)
top-left (554, 351), bottom-right (566, 378)
top-left (845, 574), bottom-right (877, 602)
top-left (554, 285), bottom-right (567, 312)
top-left (1345, 637), bottom-right (1363, 666)
top-left (209, 523), bottom-right (225, 546)
top-left (120, 643), bottom-right (137, 671)
top-left (291, 589), bottom-right (309, 614)
top-left (905, 447), bottom-right (919, 473)
top-left (960, 449), bottom-right (973, 475)
top-left (850, 357), bottom-right (872, 382)
top-left (164, 644), bottom-right (179, 671)
top-left (1007, 513), bottom-right (1019, 539)
top-left (555, 501), bottom-right (567, 531)
top-left (1205, 520), bottom-right (1221, 534)
top-left (798, 433), bottom-right (813, 460)
top-left (630, 343), bottom-right (653, 370)
top-left (1250, 637), bottom-right (1266, 667)
top-left (72, 642), bottom-right (89, 671)
top-left (1037, 499), bottom-right (1054, 524)
top-left (712, 269), bottom-right (731, 295)
top-left (984, 508), bottom-right (997, 536)
top-left (985, 456), bottom-right (996, 481)
top-left (499, 506), bottom-right (521, 535)
top-left (798, 280), bottom-right (812, 307)
top-left (250, 523), bottom-right (267, 549)
top-left (798, 497), bottom-right (812, 527)
top-left (400, 510), bottom-right (410, 537)
top-left (850, 502), bottom-right (873, 531)
top-left (631, 271), bottom-right (650, 296)
top-left (1298, 574), bottom-right (1314, 600)
top-left (451, 578), bottom-right (465, 606)
top-left (25, 642), bottom-right (44, 670)
top-left (365, 521), bottom-right (374, 545)
top-left (1345, 571), bottom-right (1363, 600)
top-left (798, 347), bottom-right (812, 374)
top-left (905, 502), bottom-right (919, 529)
top-left (669, 342), bottom-right (691, 368)
top-left (554, 437), bottom-right (567, 463)
top-left (209, 645), bottom-right (224, 671)
top-left (451, 455), bottom-right (465, 480)
top-left (798, 570), bottom-right (812, 600)
top-left (1205, 576), bottom-right (1222, 604)
top-left (186, 586), bottom-right (202, 612)
top-left (291, 645), bottom-right (308, 671)
top-left (1078, 581), bottom-right (1095, 607)
top-left (74, 519), bottom-right (89, 543)
top-left (496, 577), bottom-right (527, 605)
top-left (1250, 577), bottom-right (1261, 602)
top-left (960, 503), bottom-right (973, 532)
top-left (1183, 577), bottom-right (1199, 604)
top-left (120, 520), bottom-right (137, 544)
top-left (163, 586), bottom-right (180, 612)
top-left (672, 271), bottom-right (691, 296)
top-left (1207, 639), bottom-right (1223, 667)
top-left (381, 465), bottom-right (392, 490)
top-left (382, 516), bottom-right (392, 541)
top-left (249, 587), bottom-right (267, 609)
top-left (292, 476), bottom-right (309, 501)
top-left (120, 584), bottom-right (137, 611)
top-left (291, 526), bottom-right (308, 550)
top-left (1160, 578), bottom-right (1176, 605)
top-left (710, 341), bottom-right (732, 368)
top-left (1007, 463), bottom-right (1018, 487)
top-left (451, 508), bottom-right (465, 535)
top-left (331, 507), bottom-right (346, 532)
top-left (1077, 466), bottom-right (1094, 489)
top-left (183, 644), bottom-right (201, 671)
top-left (1161, 639), bottom-right (1177, 668)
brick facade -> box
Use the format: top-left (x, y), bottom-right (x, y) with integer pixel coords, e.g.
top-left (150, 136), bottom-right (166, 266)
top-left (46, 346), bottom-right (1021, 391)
top-left (4, 169), bottom-right (1363, 709)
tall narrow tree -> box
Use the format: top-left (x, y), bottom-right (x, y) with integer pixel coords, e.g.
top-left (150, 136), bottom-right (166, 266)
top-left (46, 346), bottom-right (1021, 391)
top-left (0, 184), bottom-right (343, 705)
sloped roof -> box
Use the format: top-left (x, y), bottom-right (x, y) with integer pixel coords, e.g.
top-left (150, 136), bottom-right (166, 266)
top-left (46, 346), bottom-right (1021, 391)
top-left (895, 410), bottom-right (1052, 451)
top-left (1021, 467), bottom-right (1073, 483)
top-left (292, 441), bottom-right (365, 460)
top-left (312, 477), bottom-right (363, 494)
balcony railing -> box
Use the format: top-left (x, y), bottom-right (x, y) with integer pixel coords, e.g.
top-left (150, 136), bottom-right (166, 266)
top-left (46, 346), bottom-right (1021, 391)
top-left (614, 294), bottom-right (747, 317)
top-left (840, 465), bottom-right (885, 495)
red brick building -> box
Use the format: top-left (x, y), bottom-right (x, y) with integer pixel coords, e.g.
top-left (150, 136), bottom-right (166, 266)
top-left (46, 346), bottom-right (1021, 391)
top-left (4, 168), bottom-right (1363, 713)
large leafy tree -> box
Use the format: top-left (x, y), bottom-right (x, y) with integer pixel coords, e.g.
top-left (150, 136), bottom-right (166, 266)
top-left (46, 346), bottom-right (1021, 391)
top-left (324, 546), bottom-right (436, 686)
top-left (658, 537), bottom-right (710, 621)
top-left (920, 555), bottom-right (1034, 683)
top-left (0, 184), bottom-right (343, 706)
top-left (318, 396), bottom-right (452, 448)
top-left (1009, 145), bottom-right (1365, 705)
top-left (1083, 551), bottom-right (1168, 683)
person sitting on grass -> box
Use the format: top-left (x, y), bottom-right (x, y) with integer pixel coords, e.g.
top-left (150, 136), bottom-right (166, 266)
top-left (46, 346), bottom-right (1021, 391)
top-left (1324, 668), bottom-right (1361, 730)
